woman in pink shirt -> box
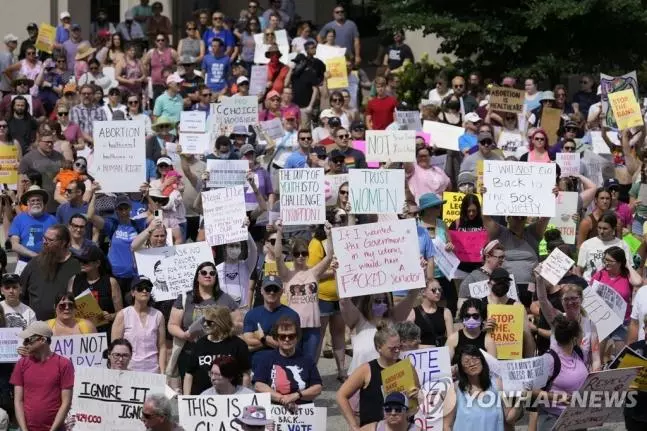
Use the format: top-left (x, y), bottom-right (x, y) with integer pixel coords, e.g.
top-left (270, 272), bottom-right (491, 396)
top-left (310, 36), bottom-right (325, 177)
top-left (405, 144), bottom-right (451, 203)
top-left (608, 180), bottom-right (633, 230)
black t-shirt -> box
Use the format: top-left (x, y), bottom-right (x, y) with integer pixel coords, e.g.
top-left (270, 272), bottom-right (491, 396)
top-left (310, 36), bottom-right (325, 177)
top-left (185, 335), bottom-right (251, 394)
top-left (180, 74), bottom-right (204, 98)
top-left (291, 58), bottom-right (325, 108)
top-left (386, 44), bottom-right (414, 70)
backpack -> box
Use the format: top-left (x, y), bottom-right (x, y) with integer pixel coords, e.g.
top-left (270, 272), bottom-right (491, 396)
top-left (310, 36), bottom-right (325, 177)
top-left (542, 345), bottom-right (584, 391)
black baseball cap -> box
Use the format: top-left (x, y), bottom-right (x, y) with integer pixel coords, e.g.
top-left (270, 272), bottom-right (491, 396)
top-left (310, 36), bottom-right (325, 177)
top-left (0, 273), bottom-right (20, 286)
top-left (131, 276), bottom-right (153, 290)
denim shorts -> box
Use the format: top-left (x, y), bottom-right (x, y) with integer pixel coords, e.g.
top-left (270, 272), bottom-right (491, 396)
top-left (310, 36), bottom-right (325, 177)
top-left (318, 299), bottom-right (340, 317)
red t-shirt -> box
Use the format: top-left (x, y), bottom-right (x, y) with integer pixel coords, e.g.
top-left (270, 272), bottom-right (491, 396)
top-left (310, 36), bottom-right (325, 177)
top-left (366, 95), bottom-right (398, 130)
top-left (10, 353), bottom-right (75, 431)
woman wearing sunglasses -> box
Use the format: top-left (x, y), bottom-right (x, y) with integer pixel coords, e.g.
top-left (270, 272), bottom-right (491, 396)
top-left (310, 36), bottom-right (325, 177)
top-left (407, 279), bottom-right (453, 348)
top-left (520, 128), bottom-right (552, 162)
top-left (124, 94), bottom-right (152, 135)
top-left (46, 292), bottom-right (96, 336)
top-left (142, 33), bottom-right (178, 101)
top-left (55, 101), bottom-right (84, 149)
top-left (328, 91), bottom-right (350, 129)
top-left (178, 21), bottom-right (205, 65)
top-left (115, 42), bottom-right (147, 99)
top-left (445, 298), bottom-right (496, 365)
top-left (112, 276), bottom-right (166, 373)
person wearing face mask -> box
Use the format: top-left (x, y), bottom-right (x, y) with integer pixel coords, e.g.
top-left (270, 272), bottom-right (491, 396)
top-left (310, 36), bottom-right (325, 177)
top-left (446, 298), bottom-right (496, 365)
top-left (216, 232), bottom-right (258, 309)
top-left (264, 44), bottom-right (290, 94)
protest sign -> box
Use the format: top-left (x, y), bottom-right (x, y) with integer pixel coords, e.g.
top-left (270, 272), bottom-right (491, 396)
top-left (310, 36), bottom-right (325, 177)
top-left (35, 23), bottom-right (55, 53)
top-left (497, 130), bottom-right (526, 158)
top-left (601, 71), bottom-right (639, 129)
top-left (402, 347), bottom-right (452, 387)
top-left (280, 168), bottom-right (326, 225)
top-left (211, 96), bottom-right (258, 128)
top-left (52, 333), bottom-right (107, 368)
top-left (249, 65), bottom-right (267, 96)
top-left (206, 159), bottom-right (248, 188)
top-left (396, 110), bottom-right (422, 131)
top-left (609, 89), bottom-right (644, 130)
top-left (332, 219), bottom-right (425, 298)
top-left (269, 405), bottom-right (327, 431)
top-left (259, 117), bottom-right (285, 140)
top-left (488, 86), bottom-right (524, 113)
top-left (202, 187), bottom-right (248, 246)
top-left (325, 173), bottom-right (349, 206)
top-left (540, 107), bottom-right (562, 145)
top-left (482, 161), bottom-right (556, 217)
top-left (639, 184), bottom-right (647, 206)
top-left (582, 285), bottom-right (623, 340)
top-left (422, 121), bottom-right (461, 151)
top-left (135, 241), bottom-right (216, 301)
top-left (326, 56), bottom-right (348, 89)
top-left (365, 130), bottom-right (416, 162)
top-left (441, 192), bottom-right (482, 226)
top-left (72, 367), bottom-right (165, 431)
top-left (382, 359), bottom-right (419, 410)
top-left (499, 356), bottom-right (549, 391)
top-left (448, 230), bottom-right (488, 263)
top-left (468, 275), bottom-right (519, 302)
top-left (0, 328), bottom-right (21, 363)
top-left (179, 132), bottom-right (210, 155)
top-left (548, 191), bottom-right (578, 244)
top-left (540, 248), bottom-right (575, 286)
top-left (349, 169), bottom-right (405, 214)
top-left (0, 144), bottom-right (18, 186)
top-left (487, 303), bottom-right (524, 359)
top-left (430, 154), bottom-right (447, 170)
top-left (556, 152), bottom-right (580, 177)
top-left (179, 111), bottom-right (206, 133)
top-left (91, 121), bottom-right (146, 193)
top-left (75, 289), bottom-right (108, 327)
top-left (624, 233), bottom-right (642, 255)
top-left (315, 44), bottom-right (346, 61)
top-left (432, 238), bottom-right (459, 280)
top-left (618, 353), bottom-right (647, 391)
top-left (352, 140), bottom-right (379, 168)
top-left (179, 393), bottom-right (271, 431)
top-left (590, 130), bottom-right (613, 155)
top-left (592, 280), bottom-right (627, 320)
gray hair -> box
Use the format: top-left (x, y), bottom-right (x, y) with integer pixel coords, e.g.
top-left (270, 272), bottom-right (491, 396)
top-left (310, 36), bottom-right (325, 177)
top-left (145, 393), bottom-right (172, 420)
top-left (394, 321), bottom-right (421, 343)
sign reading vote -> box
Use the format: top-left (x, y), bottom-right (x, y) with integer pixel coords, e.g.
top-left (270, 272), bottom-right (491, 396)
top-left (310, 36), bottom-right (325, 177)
top-left (483, 161), bottom-right (556, 217)
top-left (270, 405), bottom-right (328, 431)
top-left (488, 86), bottom-right (525, 113)
top-left (179, 393), bottom-right (271, 431)
top-left (332, 219), bottom-right (425, 298)
top-left (52, 333), bottom-right (107, 368)
top-left (279, 168), bottom-right (326, 225)
top-left (92, 121), bottom-right (146, 193)
top-left (349, 169), bottom-right (405, 214)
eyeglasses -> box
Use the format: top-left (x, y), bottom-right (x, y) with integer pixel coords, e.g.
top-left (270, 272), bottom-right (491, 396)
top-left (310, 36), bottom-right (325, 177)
top-left (135, 285), bottom-right (152, 293)
top-left (374, 298), bottom-right (388, 305)
top-left (479, 140), bottom-right (494, 146)
top-left (57, 302), bottom-right (75, 311)
top-left (533, 137), bottom-right (546, 142)
top-left (465, 313), bottom-right (481, 320)
top-left (156, 38), bottom-right (165, 42)
top-left (0, 124), bottom-right (8, 129)
top-left (292, 251), bottom-right (309, 258)
top-left (331, 98), bottom-right (342, 102)
top-left (338, 190), bottom-right (348, 195)
top-left (74, 162), bottom-right (86, 169)
top-left (563, 146), bottom-right (576, 151)
top-left (58, 112), bottom-right (69, 116)
top-left (384, 406), bottom-right (405, 414)
top-left (110, 352), bottom-right (131, 360)
top-left (200, 270), bottom-right (216, 276)
top-left (278, 333), bottom-right (297, 341)
top-left (23, 335), bottom-right (42, 346)
top-left (337, 134), bottom-right (350, 139)
top-left (69, 223), bottom-right (86, 230)
top-left (453, 84), bottom-right (464, 89)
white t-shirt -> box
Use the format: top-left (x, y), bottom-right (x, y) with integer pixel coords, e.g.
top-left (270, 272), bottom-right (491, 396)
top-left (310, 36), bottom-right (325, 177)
top-left (428, 88), bottom-right (453, 106)
top-left (576, 236), bottom-right (632, 281)
top-left (631, 287), bottom-right (647, 341)
top-left (1, 301), bottom-right (36, 329)
top-left (216, 261), bottom-right (251, 306)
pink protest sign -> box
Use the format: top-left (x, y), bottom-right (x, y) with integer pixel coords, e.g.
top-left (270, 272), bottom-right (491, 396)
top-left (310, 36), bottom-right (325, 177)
top-left (352, 140), bottom-right (379, 168)
top-left (449, 230), bottom-right (488, 263)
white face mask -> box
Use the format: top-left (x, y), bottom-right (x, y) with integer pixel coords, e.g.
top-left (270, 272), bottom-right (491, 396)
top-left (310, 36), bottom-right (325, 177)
top-left (226, 247), bottom-right (241, 260)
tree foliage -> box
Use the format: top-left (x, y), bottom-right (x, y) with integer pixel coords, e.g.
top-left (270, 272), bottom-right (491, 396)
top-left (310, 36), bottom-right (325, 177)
top-left (375, 0), bottom-right (647, 82)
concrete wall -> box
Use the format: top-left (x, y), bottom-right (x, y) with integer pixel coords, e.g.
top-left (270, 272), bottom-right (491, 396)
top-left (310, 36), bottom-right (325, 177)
top-left (405, 30), bottom-right (455, 64)
top-left (0, 0), bottom-right (53, 45)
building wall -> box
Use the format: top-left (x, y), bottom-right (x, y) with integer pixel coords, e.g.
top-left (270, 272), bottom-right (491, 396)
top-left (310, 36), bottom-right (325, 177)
top-left (405, 30), bottom-right (456, 64)
top-left (0, 0), bottom-right (53, 45)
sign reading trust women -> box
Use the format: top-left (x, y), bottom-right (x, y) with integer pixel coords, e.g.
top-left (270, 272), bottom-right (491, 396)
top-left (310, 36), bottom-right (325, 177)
top-left (92, 121), bottom-right (146, 193)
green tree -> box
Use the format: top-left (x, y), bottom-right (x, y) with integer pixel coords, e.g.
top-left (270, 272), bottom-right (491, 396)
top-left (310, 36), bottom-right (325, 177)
top-left (375, 0), bottom-right (647, 81)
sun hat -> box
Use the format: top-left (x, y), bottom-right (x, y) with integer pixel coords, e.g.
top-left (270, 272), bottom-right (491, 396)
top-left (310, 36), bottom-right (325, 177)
top-left (75, 42), bottom-right (96, 61)
top-left (418, 193), bottom-right (445, 211)
top-left (151, 116), bottom-right (176, 132)
top-left (21, 185), bottom-right (49, 205)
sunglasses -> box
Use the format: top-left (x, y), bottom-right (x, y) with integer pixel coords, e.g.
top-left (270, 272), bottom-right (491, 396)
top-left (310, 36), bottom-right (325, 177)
top-left (429, 288), bottom-right (440, 293)
top-left (267, 238), bottom-right (277, 245)
top-left (533, 137), bottom-right (546, 142)
top-left (127, 100), bottom-right (139, 105)
top-left (0, 124), bottom-right (8, 129)
top-left (278, 333), bottom-right (297, 341)
top-left (384, 406), bottom-right (405, 414)
top-left (374, 298), bottom-right (388, 305)
top-left (264, 285), bottom-right (280, 294)
top-left (465, 313), bottom-right (481, 320)
top-left (338, 190), bottom-right (349, 195)
top-left (480, 140), bottom-right (495, 146)
top-left (135, 285), bottom-right (152, 293)
top-left (187, 27), bottom-right (197, 31)
top-left (110, 352), bottom-right (131, 359)
top-left (213, 17), bottom-right (223, 21)
top-left (202, 319), bottom-right (215, 327)
top-left (563, 146), bottom-right (576, 151)
top-left (69, 223), bottom-right (86, 230)
top-left (333, 158), bottom-right (345, 164)
top-left (156, 39), bottom-right (165, 42)
top-left (74, 162), bottom-right (86, 169)
top-left (292, 251), bottom-right (309, 258)
top-left (299, 137), bottom-right (313, 141)
top-left (453, 84), bottom-right (464, 89)
top-left (58, 112), bottom-right (69, 116)
top-left (23, 335), bottom-right (42, 346)
top-left (200, 270), bottom-right (216, 276)
top-left (337, 134), bottom-right (350, 139)
top-left (58, 302), bottom-right (75, 311)
top-left (64, 188), bottom-right (76, 194)
top-left (331, 98), bottom-right (342, 102)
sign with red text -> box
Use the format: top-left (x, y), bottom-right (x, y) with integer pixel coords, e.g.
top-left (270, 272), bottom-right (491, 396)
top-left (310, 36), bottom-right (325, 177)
top-left (349, 169), bottom-right (405, 214)
top-left (548, 191), bottom-right (578, 244)
top-left (556, 152), bottom-right (580, 177)
top-left (211, 96), bottom-right (258, 127)
top-left (279, 168), bottom-right (326, 225)
top-left (269, 405), bottom-right (327, 431)
top-left (331, 219), bottom-right (425, 298)
top-left (487, 303), bottom-right (524, 359)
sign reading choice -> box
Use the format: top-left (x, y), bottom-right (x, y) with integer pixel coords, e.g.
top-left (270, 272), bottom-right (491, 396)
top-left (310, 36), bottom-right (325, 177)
top-left (365, 130), bottom-right (416, 162)
top-left (92, 121), bottom-right (146, 193)
top-left (349, 168), bottom-right (405, 214)
top-left (332, 219), bottom-right (425, 298)
top-left (279, 168), bottom-right (325, 225)
top-left (483, 161), bottom-right (556, 217)
top-left (210, 96), bottom-right (258, 128)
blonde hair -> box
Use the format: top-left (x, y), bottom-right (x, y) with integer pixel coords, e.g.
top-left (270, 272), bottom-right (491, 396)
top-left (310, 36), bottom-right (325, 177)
top-left (202, 306), bottom-right (233, 339)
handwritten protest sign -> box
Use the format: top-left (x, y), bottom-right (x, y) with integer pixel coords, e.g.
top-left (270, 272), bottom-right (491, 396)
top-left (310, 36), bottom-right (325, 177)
top-left (206, 159), bottom-right (248, 188)
top-left (540, 248), bottom-right (574, 286)
top-left (482, 161), bottom-right (556, 217)
top-left (179, 393), bottom-right (271, 431)
top-left (202, 187), bottom-right (248, 247)
top-left (349, 169), bottom-right (405, 214)
top-left (52, 333), bottom-right (107, 368)
top-left (35, 23), bottom-right (55, 53)
top-left (618, 353), bottom-right (647, 391)
top-left (489, 86), bottom-right (524, 113)
top-left (92, 121), bottom-right (146, 193)
top-left (448, 230), bottom-right (488, 263)
top-left (365, 130), bottom-right (416, 162)
top-left (249, 65), bottom-right (267, 96)
top-left (441, 192), bottom-right (482, 226)
top-left (488, 303), bottom-right (524, 359)
top-left (315, 44), bottom-right (346, 61)
top-left (352, 140), bottom-right (379, 168)
top-left (211, 96), bottom-right (258, 128)
top-left (499, 356), bottom-right (548, 391)
top-left (548, 191), bottom-right (578, 244)
top-left (382, 359), bottom-right (418, 410)
top-left (556, 152), bottom-right (580, 177)
top-left (590, 130), bottom-right (614, 155)
top-left (582, 286), bottom-right (623, 340)
top-left (325, 173), bottom-right (349, 206)
top-left (179, 132), bottom-right (210, 155)
top-left (0, 144), bottom-right (18, 186)
top-left (497, 130), bottom-right (526, 158)
top-left (432, 238), bottom-right (459, 280)
top-left (260, 117), bottom-right (284, 140)
top-left (0, 328), bottom-right (21, 363)
top-left (332, 219), bottom-right (425, 298)
top-left (75, 289), bottom-right (108, 327)
top-left (269, 405), bottom-right (327, 431)
top-left (396, 110), bottom-right (422, 131)
top-left (540, 107), bottom-right (562, 145)
top-left (179, 111), bottom-right (206, 133)
top-left (609, 89), bottom-right (644, 130)
top-left (422, 121), bottom-right (461, 151)
top-left (601, 71), bottom-right (639, 128)
top-left (326, 56), bottom-right (348, 89)
top-left (592, 280), bottom-right (627, 320)
top-left (135, 242), bottom-right (216, 301)
top-left (468, 275), bottom-right (519, 302)
top-left (280, 168), bottom-right (326, 225)
top-left (72, 367), bottom-right (165, 431)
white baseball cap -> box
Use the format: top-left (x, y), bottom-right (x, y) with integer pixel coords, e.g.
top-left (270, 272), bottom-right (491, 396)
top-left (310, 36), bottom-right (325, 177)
top-left (166, 73), bottom-right (184, 85)
top-left (60, 11), bottom-right (71, 20)
top-left (3, 34), bottom-right (18, 44)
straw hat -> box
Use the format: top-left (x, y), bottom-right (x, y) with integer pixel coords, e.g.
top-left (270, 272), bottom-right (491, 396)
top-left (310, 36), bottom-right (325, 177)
top-left (75, 42), bottom-right (96, 61)
top-left (151, 116), bottom-right (176, 132)
top-left (21, 185), bottom-right (49, 205)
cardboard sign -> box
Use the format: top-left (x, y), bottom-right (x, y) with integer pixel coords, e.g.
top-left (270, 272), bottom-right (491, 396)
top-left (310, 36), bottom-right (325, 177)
top-left (499, 356), bottom-right (549, 391)
top-left (179, 132), bottom-right (210, 155)
top-left (349, 169), bottom-right (405, 214)
top-left (206, 159), bottom-right (249, 188)
top-left (35, 22), bottom-right (55, 53)
top-left (179, 111), bottom-right (206, 133)
top-left (396, 110), bottom-right (422, 131)
top-left (72, 367), bottom-right (165, 431)
top-left (582, 286), bottom-right (622, 340)
top-left (202, 187), bottom-right (248, 247)
top-left (381, 360), bottom-right (419, 410)
top-left (609, 89), bottom-right (644, 130)
top-left (448, 230), bottom-right (488, 263)
top-left (540, 248), bottom-right (575, 286)
top-left (489, 86), bottom-right (524, 113)
top-left (135, 242), bottom-right (216, 301)
top-left (178, 393), bottom-right (272, 431)
top-left (432, 238), bottom-right (460, 280)
top-left (365, 130), bottom-right (416, 162)
top-left (0, 144), bottom-right (18, 186)
top-left (468, 275), bottom-right (519, 302)
top-left (91, 121), bottom-right (146, 193)
top-left (279, 168), bottom-right (326, 225)
top-left (592, 280), bottom-right (627, 320)
top-left (441, 192), bottom-right (482, 226)
top-left (482, 161), bottom-right (556, 217)
top-left (52, 333), bottom-right (107, 369)
top-left (325, 173), bottom-right (349, 206)
top-left (74, 289), bottom-right (108, 327)
top-left (211, 96), bottom-right (258, 128)
top-left (601, 71), bottom-right (639, 128)
top-left (269, 405), bottom-right (327, 431)
top-left (487, 303), bottom-right (524, 359)
top-left (331, 219), bottom-right (425, 298)
top-left (548, 191), bottom-right (578, 244)
top-left (259, 117), bottom-right (284, 140)
top-left (556, 152), bottom-right (580, 177)
top-left (326, 56), bottom-right (348, 89)
top-left (540, 107), bottom-right (562, 146)
top-left (0, 328), bottom-right (22, 363)
top-left (249, 65), bottom-right (267, 96)
top-left (497, 130), bottom-right (526, 158)
top-left (422, 121), bottom-right (461, 151)
top-left (351, 140), bottom-right (379, 168)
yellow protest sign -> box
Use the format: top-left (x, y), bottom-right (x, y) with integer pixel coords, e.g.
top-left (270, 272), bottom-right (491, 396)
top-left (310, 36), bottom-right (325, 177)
top-left (609, 89), bottom-right (644, 130)
top-left (325, 56), bottom-right (348, 89)
top-left (476, 160), bottom-right (484, 192)
top-left (381, 359), bottom-right (418, 410)
top-left (541, 107), bottom-right (562, 146)
top-left (442, 192), bottom-right (482, 226)
top-left (489, 86), bottom-right (525, 114)
top-left (35, 23), bottom-right (55, 54)
top-left (487, 303), bottom-right (524, 360)
top-left (75, 290), bottom-right (108, 327)
top-left (0, 145), bottom-right (18, 186)
top-left (618, 354), bottom-right (647, 391)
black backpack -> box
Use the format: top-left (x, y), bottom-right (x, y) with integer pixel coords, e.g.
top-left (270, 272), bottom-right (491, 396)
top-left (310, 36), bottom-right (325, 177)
top-left (542, 345), bottom-right (584, 391)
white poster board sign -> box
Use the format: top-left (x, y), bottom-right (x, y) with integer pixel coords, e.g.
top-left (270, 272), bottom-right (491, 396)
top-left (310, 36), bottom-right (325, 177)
top-left (556, 152), bottom-right (580, 177)
top-left (540, 248), bottom-right (574, 286)
top-left (211, 96), bottom-right (258, 128)
top-left (468, 275), bottom-right (519, 302)
top-left (499, 356), bottom-right (549, 391)
top-left (422, 121), bottom-right (462, 151)
top-left (179, 111), bottom-right (206, 133)
top-left (497, 130), bottom-right (526, 158)
top-left (325, 173), bottom-right (349, 206)
top-left (269, 405), bottom-right (327, 431)
top-left (260, 117), bottom-right (285, 140)
top-left (582, 285), bottom-right (623, 340)
top-left (202, 186), bottom-right (248, 246)
top-left (71, 367), bottom-right (165, 431)
top-left (279, 168), bottom-right (326, 225)
top-left (249, 65), bottom-right (268, 96)
top-left (332, 219), bottom-right (425, 298)
top-left (315, 44), bottom-right (346, 61)
top-left (52, 333), bottom-right (107, 369)
top-left (431, 238), bottom-right (460, 280)
top-left (482, 161), bottom-right (556, 217)
top-left (91, 120), bottom-right (146, 193)
top-left (396, 110), bottom-right (422, 131)
top-left (365, 130), bottom-right (416, 162)
top-left (178, 393), bottom-right (271, 431)
top-left (0, 327), bottom-right (22, 363)
top-left (349, 169), bottom-right (405, 214)
top-left (206, 159), bottom-right (249, 188)
top-left (592, 280), bottom-right (627, 321)
top-left (134, 241), bottom-right (216, 302)
top-left (590, 130), bottom-right (613, 155)
top-left (549, 191), bottom-right (578, 244)
top-left (179, 132), bottom-right (210, 155)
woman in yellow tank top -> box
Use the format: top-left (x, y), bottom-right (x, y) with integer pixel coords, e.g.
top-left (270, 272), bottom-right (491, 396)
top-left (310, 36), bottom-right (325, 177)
top-left (46, 292), bottom-right (97, 336)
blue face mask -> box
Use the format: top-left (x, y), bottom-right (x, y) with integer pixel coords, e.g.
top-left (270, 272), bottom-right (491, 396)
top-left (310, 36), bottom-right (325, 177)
top-left (372, 302), bottom-right (388, 318)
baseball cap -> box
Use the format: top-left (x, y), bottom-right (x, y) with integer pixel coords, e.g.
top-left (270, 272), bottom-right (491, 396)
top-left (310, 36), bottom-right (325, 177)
top-left (464, 112), bottom-right (481, 123)
top-left (319, 108), bottom-right (336, 119)
top-left (239, 143), bottom-right (255, 155)
top-left (0, 273), bottom-right (20, 286)
top-left (130, 275), bottom-right (153, 290)
top-left (114, 195), bottom-right (132, 209)
top-left (19, 321), bottom-right (53, 339)
top-left (75, 245), bottom-right (105, 263)
top-left (60, 11), bottom-right (71, 20)
top-left (166, 73), bottom-right (184, 85)
top-left (156, 156), bottom-right (173, 166)
top-left (564, 120), bottom-right (579, 129)
top-left (604, 178), bottom-right (620, 190)
top-left (457, 172), bottom-right (476, 186)
top-left (311, 146), bottom-right (327, 158)
top-left (330, 149), bottom-right (345, 161)
top-left (71, 24), bottom-right (81, 31)
top-left (284, 111), bottom-right (297, 120)
top-left (478, 131), bottom-right (494, 143)
top-left (266, 90), bottom-right (280, 100)
top-left (350, 120), bottom-right (366, 130)
top-left (261, 275), bottom-right (282, 290)
top-left (328, 117), bottom-right (342, 128)
top-left (236, 76), bottom-right (249, 85)
top-left (3, 34), bottom-right (18, 44)
top-left (384, 392), bottom-right (409, 409)
top-left (490, 267), bottom-right (511, 280)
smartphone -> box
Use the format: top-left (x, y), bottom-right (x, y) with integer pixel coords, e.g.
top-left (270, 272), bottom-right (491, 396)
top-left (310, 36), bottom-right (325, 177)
top-left (154, 210), bottom-right (163, 222)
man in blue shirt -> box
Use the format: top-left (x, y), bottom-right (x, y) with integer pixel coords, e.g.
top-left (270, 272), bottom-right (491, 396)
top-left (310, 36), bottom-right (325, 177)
top-left (458, 112), bottom-right (481, 154)
top-left (202, 38), bottom-right (230, 97)
top-left (55, 12), bottom-right (72, 47)
top-left (202, 12), bottom-right (234, 57)
top-left (55, 179), bottom-right (89, 226)
top-left (9, 186), bottom-right (56, 262)
top-left (284, 128), bottom-right (314, 169)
